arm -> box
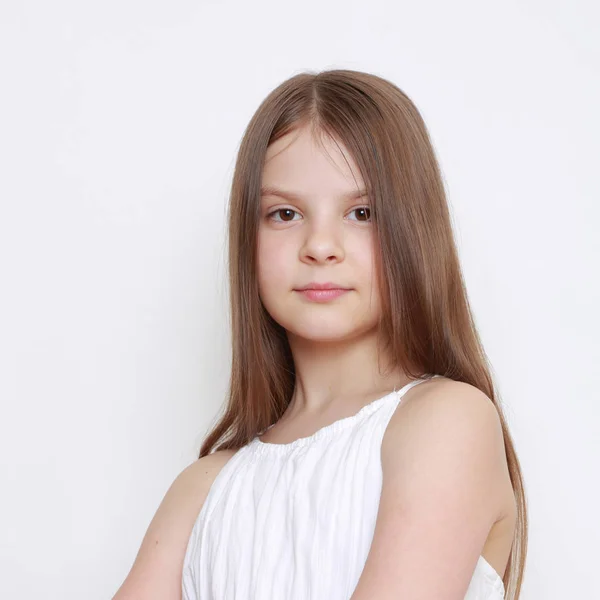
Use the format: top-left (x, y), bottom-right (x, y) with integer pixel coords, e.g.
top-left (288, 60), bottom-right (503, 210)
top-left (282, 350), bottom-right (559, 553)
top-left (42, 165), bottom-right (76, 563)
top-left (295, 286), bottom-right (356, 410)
top-left (112, 449), bottom-right (237, 600)
top-left (350, 380), bottom-right (508, 600)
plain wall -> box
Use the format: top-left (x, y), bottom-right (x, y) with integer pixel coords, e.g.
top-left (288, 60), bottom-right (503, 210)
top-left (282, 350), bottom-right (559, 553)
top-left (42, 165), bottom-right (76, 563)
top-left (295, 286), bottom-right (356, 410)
top-left (0, 1), bottom-right (598, 598)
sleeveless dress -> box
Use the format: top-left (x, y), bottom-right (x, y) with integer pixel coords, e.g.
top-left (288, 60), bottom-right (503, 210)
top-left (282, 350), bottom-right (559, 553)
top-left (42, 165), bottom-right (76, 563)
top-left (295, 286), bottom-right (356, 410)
top-left (182, 375), bottom-right (505, 599)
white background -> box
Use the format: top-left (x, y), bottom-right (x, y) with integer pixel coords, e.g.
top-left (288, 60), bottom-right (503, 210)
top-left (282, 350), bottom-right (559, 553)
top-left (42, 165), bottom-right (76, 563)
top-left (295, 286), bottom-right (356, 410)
top-left (0, 1), bottom-right (598, 598)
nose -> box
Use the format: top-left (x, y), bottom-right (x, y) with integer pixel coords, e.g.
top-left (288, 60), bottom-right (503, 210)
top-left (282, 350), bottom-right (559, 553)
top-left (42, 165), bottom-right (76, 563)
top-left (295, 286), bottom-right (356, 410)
top-left (299, 221), bottom-right (345, 265)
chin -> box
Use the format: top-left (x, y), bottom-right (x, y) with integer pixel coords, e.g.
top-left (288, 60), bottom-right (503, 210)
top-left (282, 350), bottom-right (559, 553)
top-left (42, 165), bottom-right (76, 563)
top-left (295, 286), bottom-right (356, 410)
top-left (263, 299), bottom-right (380, 340)
top-left (283, 318), bottom-right (371, 342)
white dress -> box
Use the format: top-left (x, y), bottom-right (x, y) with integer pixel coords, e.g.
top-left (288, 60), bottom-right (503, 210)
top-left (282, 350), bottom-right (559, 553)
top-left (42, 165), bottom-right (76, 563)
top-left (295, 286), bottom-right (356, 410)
top-left (182, 375), bottom-right (505, 599)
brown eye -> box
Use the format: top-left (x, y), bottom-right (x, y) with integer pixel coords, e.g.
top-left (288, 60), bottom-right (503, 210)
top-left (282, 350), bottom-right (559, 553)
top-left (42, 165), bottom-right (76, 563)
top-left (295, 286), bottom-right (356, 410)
top-left (267, 208), bottom-right (300, 223)
top-left (349, 207), bottom-right (372, 222)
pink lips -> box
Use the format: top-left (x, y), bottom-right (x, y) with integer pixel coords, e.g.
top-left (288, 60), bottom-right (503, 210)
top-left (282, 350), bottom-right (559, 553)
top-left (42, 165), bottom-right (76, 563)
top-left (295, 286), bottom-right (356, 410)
top-left (298, 289), bottom-right (349, 302)
top-left (295, 286), bottom-right (351, 302)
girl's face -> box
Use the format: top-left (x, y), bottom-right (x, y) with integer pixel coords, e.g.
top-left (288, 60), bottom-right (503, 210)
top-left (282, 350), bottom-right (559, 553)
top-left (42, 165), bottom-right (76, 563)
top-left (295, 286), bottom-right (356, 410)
top-left (257, 126), bottom-right (382, 343)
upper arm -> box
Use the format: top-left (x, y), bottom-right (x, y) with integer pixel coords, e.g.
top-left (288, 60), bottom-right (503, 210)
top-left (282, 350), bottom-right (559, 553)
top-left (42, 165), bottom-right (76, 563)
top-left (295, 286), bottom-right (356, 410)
top-left (112, 449), bottom-right (238, 600)
top-left (350, 380), bottom-right (508, 600)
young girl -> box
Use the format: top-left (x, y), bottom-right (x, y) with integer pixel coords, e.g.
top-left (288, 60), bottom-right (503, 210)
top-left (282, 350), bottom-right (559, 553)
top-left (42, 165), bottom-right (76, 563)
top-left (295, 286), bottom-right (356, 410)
top-left (113, 69), bottom-right (527, 600)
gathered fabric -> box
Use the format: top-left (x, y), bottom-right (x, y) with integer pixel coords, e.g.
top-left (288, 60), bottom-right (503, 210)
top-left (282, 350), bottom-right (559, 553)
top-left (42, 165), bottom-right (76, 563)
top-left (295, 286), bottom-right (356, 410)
top-left (182, 375), bottom-right (505, 599)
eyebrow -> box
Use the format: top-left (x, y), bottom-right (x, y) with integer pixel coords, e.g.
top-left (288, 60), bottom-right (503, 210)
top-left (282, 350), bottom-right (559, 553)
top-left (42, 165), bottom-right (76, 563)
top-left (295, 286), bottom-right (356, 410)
top-left (260, 186), bottom-right (368, 202)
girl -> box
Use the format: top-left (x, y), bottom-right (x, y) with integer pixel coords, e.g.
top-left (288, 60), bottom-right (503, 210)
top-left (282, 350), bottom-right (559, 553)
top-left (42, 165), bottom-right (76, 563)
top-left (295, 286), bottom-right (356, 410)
top-left (113, 69), bottom-right (527, 600)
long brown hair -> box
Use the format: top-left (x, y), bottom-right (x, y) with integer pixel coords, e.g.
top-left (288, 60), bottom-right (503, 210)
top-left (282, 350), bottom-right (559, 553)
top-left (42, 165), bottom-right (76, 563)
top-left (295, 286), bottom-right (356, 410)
top-left (198, 68), bottom-right (528, 598)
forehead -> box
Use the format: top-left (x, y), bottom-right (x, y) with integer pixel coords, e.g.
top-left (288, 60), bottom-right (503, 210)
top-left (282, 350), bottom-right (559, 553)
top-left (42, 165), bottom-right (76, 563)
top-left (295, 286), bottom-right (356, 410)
top-left (261, 127), bottom-right (365, 199)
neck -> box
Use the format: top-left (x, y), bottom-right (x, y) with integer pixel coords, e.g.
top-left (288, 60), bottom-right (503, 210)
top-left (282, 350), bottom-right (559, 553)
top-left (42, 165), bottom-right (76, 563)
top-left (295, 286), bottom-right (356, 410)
top-left (284, 328), bottom-right (409, 417)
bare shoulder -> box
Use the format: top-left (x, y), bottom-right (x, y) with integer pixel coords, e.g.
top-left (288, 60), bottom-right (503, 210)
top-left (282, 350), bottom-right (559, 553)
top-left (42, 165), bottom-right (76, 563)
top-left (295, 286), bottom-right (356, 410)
top-left (347, 378), bottom-right (515, 598)
top-left (395, 376), bottom-right (499, 416)
top-left (383, 376), bottom-right (511, 520)
top-left (389, 376), bottom-right (503, 441)
top-left (185, 448), bottom-right (240, 492)
top-left (112, 448), bottom-right (239, 600)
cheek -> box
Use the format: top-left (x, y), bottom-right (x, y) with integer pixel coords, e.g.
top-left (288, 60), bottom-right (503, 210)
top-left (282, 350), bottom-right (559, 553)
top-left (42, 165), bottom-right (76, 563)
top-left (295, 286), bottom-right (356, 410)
top-left (257, 233), bottom-right (291, 288)
top-left (351, 240), bottom-right (377, 282)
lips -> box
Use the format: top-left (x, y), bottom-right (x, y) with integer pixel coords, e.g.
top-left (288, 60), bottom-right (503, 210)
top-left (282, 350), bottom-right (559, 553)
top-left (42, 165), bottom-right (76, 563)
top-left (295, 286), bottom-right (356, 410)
top-left (295, 288), bottom-right (351, 302)
top-left (295, 282), bottom-right (350, 291)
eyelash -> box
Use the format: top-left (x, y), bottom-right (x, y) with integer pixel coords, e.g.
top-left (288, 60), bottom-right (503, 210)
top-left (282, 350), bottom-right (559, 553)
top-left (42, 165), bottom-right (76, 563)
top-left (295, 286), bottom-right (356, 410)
top-left (266, 206), bottom-right (372, 224)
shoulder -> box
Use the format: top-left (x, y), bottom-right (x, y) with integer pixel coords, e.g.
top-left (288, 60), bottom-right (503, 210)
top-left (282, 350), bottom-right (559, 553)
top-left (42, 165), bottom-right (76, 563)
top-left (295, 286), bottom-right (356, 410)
top-left (172, 448), bottom-right (239, 512)
top-left (185, 448), bottom-right (239, 491)
top-left (382, 377), bottom-right (509, 517)
top-left (390, 377), bottom-right (500, 427)
top-left (348, 379), bottom-right (512, 598)
top-left (386, 376), bottom-right (503, 445)
top-left (155, 447), bottom-right (240, 528)
top-left (112, 448), bottom-right (238, 599)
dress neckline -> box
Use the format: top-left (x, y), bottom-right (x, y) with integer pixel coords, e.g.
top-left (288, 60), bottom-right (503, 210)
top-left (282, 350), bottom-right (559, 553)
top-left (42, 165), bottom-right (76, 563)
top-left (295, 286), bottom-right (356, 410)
top-left (253, 376), bottom-right (439, 453)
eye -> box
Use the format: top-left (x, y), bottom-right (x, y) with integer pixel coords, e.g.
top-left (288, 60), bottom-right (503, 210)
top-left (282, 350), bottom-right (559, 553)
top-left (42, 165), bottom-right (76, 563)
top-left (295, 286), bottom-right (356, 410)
top-left (267, 208), bottom-right (301, 223)
top-left (265, 206), bottom-right (372, 223)
top-left (348, 207), bottom-right (372, 222)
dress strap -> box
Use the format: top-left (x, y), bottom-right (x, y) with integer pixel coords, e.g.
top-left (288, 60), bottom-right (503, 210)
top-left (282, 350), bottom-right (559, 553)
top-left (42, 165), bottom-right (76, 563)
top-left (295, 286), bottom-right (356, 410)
top-left (389, 374), bottom-right (443, 415)
top-left (394, 374), bottom-right (442, 398)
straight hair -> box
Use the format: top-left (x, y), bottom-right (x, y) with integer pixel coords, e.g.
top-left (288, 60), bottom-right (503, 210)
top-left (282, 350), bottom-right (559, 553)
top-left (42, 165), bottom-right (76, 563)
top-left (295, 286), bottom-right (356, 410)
top-left (198, 68), bottom-right (528, 599)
